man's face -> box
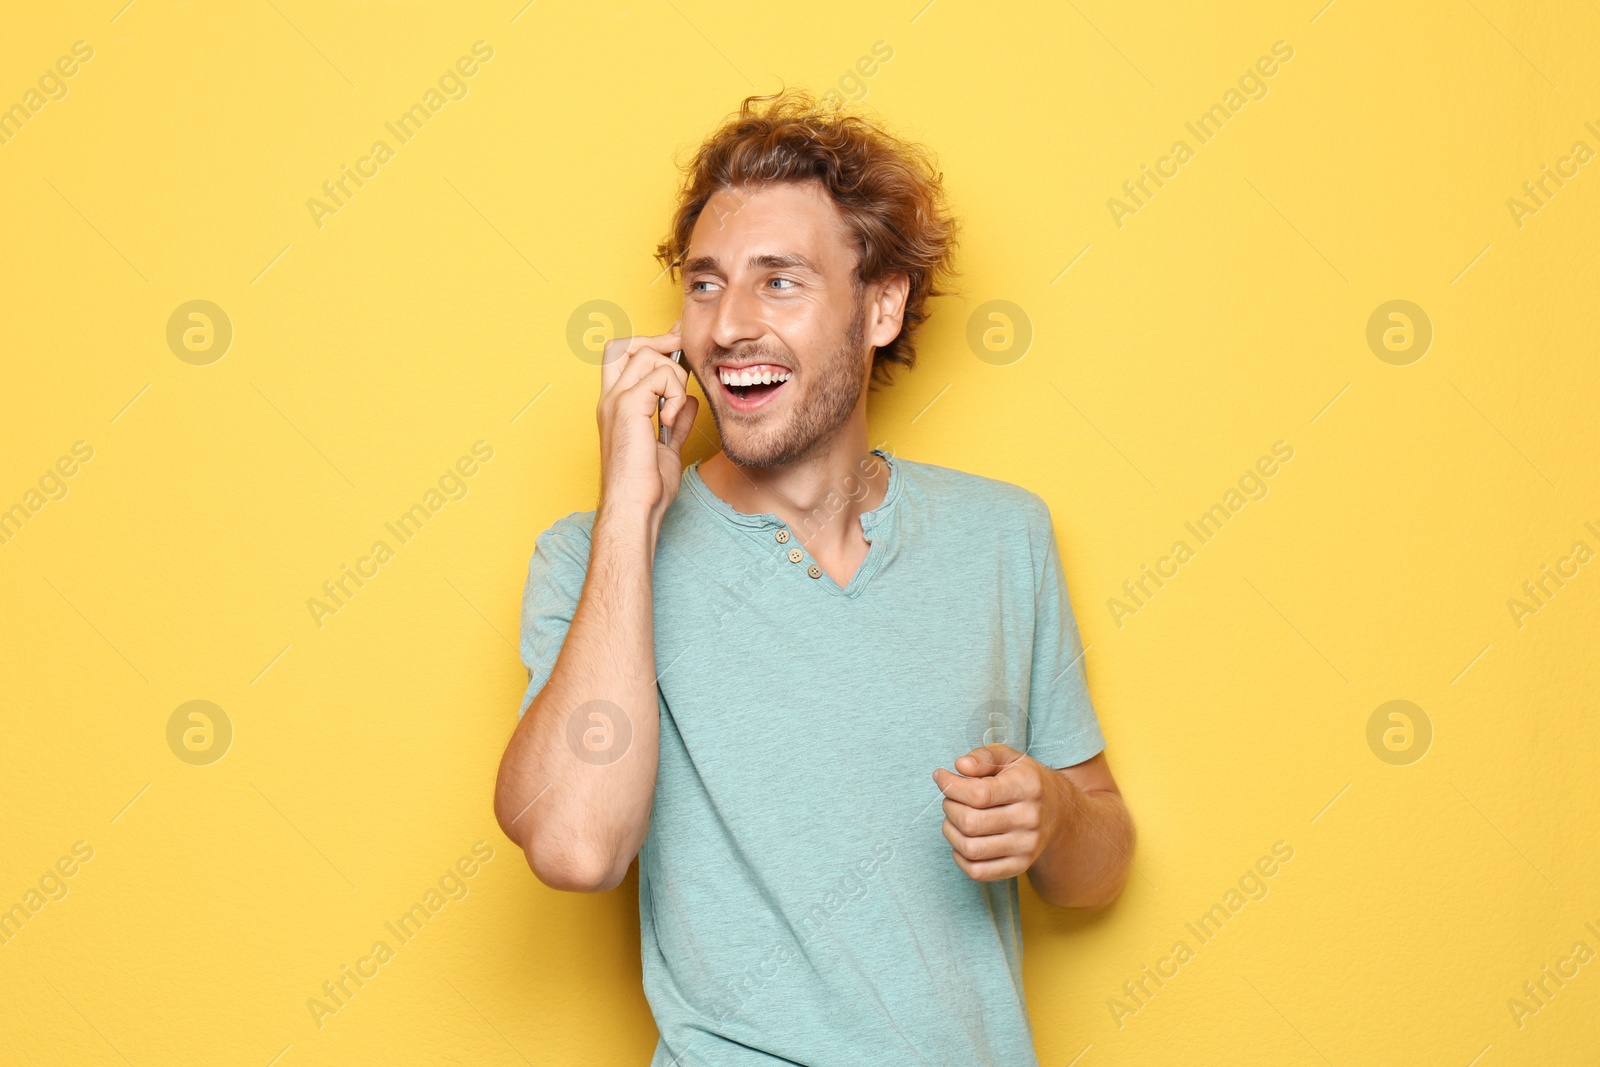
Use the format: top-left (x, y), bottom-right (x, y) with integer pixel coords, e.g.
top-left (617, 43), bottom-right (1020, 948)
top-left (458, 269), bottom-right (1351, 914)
top-left (680, 180), bottom-right (871, 468)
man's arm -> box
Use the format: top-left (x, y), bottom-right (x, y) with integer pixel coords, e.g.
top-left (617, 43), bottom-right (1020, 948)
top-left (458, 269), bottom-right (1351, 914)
top-left (1025, 751), bottom-right (1134, 909)
top-left (492, 324), bottom-right (695, 894)
top-left (492, 511), bottom-right (661, 893)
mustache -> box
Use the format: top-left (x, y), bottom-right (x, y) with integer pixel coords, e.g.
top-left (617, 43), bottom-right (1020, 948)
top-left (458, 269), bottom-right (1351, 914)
top-left (703, 343), bottom-right (794, 366)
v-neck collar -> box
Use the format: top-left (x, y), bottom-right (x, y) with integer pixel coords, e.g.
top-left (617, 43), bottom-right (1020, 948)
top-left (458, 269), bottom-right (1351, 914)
top-left (681, 448), bottom-right (904, 598)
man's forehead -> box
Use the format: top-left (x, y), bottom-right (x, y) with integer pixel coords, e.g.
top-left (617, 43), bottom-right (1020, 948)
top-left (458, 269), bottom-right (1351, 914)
top-left (686, 181), bottom-right (852, 271)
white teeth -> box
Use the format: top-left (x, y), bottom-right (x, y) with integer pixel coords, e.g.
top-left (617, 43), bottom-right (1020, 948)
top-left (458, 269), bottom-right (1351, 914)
top-left (720, 367), bottom-right (792, 387)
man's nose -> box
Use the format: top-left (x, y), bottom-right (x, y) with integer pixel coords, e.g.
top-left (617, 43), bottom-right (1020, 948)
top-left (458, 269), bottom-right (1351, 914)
top-left (711, 278), bottom-right (764, 352)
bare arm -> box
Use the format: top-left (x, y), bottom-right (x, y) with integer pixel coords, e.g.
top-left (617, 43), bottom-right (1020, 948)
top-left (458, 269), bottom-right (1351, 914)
top-left (492, 511), bottom-right (659, 892)
top-left (1025, 752), bottom-right (1134, 909)
top-left (493, 323), bottom-right (698, 893)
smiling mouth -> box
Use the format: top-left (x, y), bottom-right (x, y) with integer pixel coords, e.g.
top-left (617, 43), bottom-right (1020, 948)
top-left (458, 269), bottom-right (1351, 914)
top-left (717, 364), bottom-right (792, 411)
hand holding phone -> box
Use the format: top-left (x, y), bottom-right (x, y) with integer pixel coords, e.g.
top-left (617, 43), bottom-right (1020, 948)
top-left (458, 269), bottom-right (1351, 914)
top-left (595, 323), bottom-right (690, 543)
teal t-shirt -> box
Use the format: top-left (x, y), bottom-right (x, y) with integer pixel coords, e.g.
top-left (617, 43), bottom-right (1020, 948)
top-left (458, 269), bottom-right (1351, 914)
top-left (517, 447), bottom-right (1106, 1065)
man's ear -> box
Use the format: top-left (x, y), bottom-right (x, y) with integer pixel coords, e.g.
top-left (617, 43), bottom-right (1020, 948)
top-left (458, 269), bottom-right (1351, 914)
top-left (866, 273), bottom-right (911, 349)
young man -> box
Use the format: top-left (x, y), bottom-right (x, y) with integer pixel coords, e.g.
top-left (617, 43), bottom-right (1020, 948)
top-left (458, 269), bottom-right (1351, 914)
top-left (495, 89), bottom-right (1134, 1065)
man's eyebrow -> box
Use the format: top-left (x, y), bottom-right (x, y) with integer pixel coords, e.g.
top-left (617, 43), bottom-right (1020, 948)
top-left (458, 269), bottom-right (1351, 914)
top-left (682, 252), bottom-right (821, 275)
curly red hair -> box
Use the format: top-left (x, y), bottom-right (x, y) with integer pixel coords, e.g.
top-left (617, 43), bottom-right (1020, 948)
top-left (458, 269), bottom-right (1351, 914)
top-left (656, 88), bottom-right (960, 387)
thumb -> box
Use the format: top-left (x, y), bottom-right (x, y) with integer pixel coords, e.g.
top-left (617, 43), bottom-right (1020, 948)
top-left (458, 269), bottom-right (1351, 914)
top-left (956, 744), bottom-right (1023, 777)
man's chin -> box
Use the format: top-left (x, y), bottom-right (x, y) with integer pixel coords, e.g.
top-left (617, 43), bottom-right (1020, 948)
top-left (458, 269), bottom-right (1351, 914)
top-left (707, 406), bottom-right (776, 461)
top-left (721, 439), bottom-right (785, 470)
top-left (718, 425), bottom-right (801, 469)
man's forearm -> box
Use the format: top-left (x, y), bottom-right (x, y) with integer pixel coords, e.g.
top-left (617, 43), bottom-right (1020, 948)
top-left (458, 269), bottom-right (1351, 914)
top-left (1027, 772), bottom-right (1134, 909)
top-left (493, 511), bottom-right (662, 892)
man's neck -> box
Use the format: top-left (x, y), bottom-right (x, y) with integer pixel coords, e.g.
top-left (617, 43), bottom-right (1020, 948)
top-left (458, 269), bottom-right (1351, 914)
top-left (697, 427), bottom-right (890, 550)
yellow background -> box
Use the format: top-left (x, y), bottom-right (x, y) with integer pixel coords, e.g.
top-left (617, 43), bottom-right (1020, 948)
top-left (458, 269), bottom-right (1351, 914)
top-left (3, 1), bottom-right (1597, 1063)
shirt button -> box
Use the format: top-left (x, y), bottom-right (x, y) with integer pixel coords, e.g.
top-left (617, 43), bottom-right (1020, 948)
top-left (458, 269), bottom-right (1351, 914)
top-left (787, 547), bottom-right (804, 563)
top-left (775, 529), bottom-right (791, 544)
top-left (807, 564), bottom-right (822, 579)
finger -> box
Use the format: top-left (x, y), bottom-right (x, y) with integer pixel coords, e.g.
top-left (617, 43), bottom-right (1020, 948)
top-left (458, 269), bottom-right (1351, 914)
top-left (942, 819), bottom-right (1035, 864)
top-left (932, 766), bottom-right (989, 808)
top-left (618, 364), bottom-right (687, 423)
top-left (942, 796), bottom-right (1039, 838)
top-left (621, 327), bottom-right (682, 363)
top-left (608, 337), bottom-right (682, 399)
top-left (954, 744), bottom-right (1025, 778)
top-left (600, 328), bottom-right (682, 396)
top-left (950, 850), bottom-right (1031, 882)
top-left (933, 766), bottom-right (1024, 809)
top-left (610, 348), bottom-right (687, 408)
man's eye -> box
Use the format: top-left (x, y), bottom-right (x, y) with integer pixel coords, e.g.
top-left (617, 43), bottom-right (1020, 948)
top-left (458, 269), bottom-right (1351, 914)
top-left (690, 280), bottom-right (718, 293)
top-left (768, 278), bottom-right (796, 290)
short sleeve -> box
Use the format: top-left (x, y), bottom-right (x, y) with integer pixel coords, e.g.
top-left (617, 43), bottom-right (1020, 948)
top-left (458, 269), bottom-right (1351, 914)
top-left (516, 512), bottom-right (595, 719)
top-left (1024, 498), bottom-right (1107, 769)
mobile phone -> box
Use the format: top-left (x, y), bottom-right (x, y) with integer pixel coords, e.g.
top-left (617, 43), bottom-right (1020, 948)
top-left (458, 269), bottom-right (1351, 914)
top-left (658, 349), bottom-right (684, 445)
